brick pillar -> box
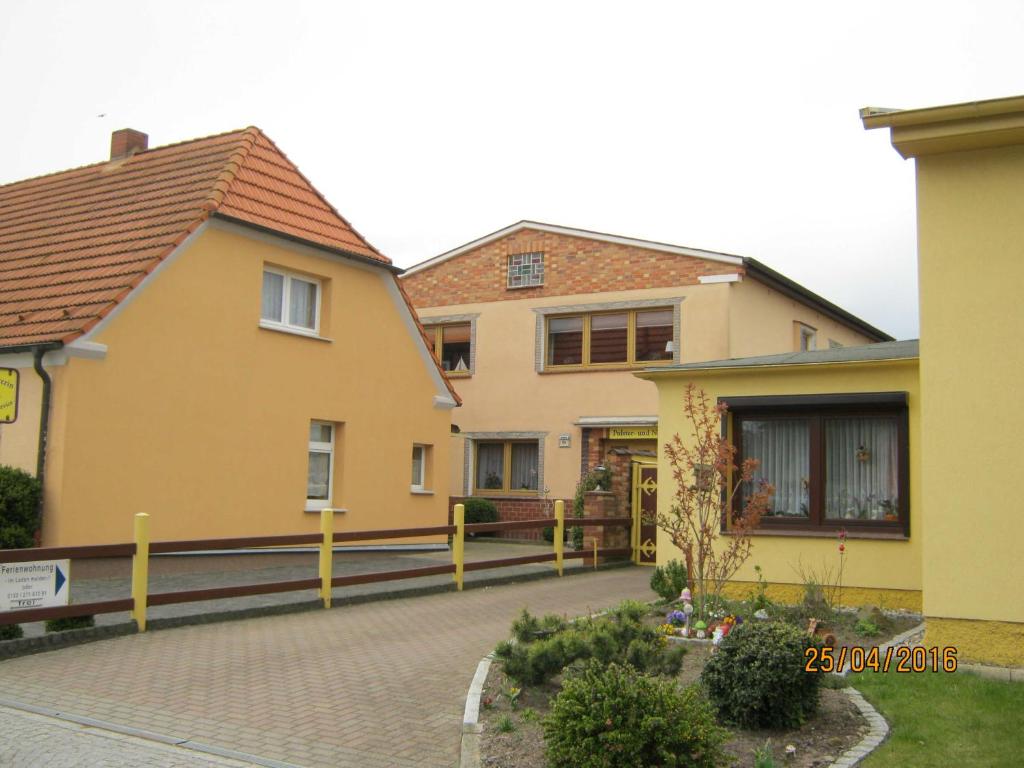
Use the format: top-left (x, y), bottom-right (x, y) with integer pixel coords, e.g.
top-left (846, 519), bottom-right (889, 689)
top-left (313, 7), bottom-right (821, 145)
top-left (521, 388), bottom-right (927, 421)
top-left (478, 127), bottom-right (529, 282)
top-left (582, 490), bottom-right (630, 564)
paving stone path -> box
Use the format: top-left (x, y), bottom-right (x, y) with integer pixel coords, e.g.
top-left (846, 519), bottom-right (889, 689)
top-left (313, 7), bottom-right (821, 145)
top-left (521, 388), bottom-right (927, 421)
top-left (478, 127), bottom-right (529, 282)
top-left (0, 566), bottom-right (652, 767)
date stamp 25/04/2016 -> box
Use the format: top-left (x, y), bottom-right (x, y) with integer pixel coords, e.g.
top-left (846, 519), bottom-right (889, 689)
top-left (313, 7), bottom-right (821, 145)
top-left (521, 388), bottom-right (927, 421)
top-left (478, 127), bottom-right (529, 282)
top-left (805, 645), bottom-right (958, 674)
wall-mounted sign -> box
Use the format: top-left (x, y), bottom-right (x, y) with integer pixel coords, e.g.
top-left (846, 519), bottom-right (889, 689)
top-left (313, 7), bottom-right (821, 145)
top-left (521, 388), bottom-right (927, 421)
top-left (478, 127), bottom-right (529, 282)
top-left (1, 560), bottom-right (69, 611)
top-left (558, 434), bottom-right (571, 448)
top-left (608, 426), bottom-right (658, 441)
top-left (0, 368), bottom-right (17, 424)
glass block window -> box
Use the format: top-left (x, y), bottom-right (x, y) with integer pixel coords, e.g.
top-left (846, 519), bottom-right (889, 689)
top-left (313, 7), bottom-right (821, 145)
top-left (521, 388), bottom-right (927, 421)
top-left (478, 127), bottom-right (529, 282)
top-left (507, 252), bottom-right (545, 289)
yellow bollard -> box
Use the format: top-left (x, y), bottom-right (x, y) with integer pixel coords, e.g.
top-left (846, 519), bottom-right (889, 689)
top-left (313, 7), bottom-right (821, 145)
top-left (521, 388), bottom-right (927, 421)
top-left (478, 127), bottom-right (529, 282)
top-left (131, 513), bottom-right (150, 632)
top-left (553, 500), bottom-right (564, 576)
top-left (593, 537), bottom-right (598, 570)
top-left (319, 508), bottom-right (333, 609)
top-left (453, 503), bottom-right (465, 591)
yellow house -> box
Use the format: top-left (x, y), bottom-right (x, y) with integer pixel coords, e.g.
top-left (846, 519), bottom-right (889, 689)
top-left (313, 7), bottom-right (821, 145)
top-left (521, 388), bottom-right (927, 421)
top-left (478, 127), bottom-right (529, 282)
top-left (636, 94), bottom-right (1024, 666)
top-left (0, 128), bottom-right (458, 547)
top-left (401, 221), bottom-right (888, 559)
top-left (862, 95), bottom-right (1024, 665)
top-left (636, 341), bottom-right (922, 611)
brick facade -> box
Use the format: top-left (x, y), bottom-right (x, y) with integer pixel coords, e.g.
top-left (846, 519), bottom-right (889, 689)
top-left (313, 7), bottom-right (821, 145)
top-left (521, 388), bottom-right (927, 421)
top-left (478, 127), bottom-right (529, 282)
top-left (403, 228), bottom-right (742, 308)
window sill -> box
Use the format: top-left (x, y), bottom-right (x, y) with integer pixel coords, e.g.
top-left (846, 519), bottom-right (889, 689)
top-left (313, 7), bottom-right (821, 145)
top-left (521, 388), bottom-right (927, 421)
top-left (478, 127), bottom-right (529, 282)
top-left (410, 488), bottom-right (434, 495)
top-left (305, 505), bottom-right (347, 514)
top-left (470, 492), bottom-right (541, 500)
top-left (443, 371), bottom-right (472, 378)
top-left (722, 528), bottom-right (907, 541)
top-left (540, 361), bottom-right (674, 374)
top-left (259, 321), bottom-right (333, 342)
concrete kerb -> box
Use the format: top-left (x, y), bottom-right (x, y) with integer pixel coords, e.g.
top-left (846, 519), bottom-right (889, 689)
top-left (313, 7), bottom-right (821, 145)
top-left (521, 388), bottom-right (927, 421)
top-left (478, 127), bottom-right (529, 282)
top-left (0, 560), bottom-right (633, 661)
top-left (834, 621), bottom-right (926, 677)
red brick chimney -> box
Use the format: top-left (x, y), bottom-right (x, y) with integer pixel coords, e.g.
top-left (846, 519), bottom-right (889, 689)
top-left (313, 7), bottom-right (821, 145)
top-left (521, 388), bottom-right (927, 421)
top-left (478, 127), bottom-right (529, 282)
top-left (110, 129), bottom-right (148, 160)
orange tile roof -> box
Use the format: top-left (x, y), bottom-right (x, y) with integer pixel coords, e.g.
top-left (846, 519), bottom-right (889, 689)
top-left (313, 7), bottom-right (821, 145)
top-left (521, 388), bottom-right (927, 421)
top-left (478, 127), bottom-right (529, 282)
top-left (0, 128), bottom-right (388, 349)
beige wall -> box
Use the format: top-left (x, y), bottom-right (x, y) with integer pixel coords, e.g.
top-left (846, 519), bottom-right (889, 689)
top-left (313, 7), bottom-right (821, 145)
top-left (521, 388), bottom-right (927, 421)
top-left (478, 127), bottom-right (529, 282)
top-left (915, 144), bottom-right (1024, 625)
top-left (421, 278), bottom-right (878, 503)
top-left (2, 223), bottom-right (452, 546)
top-left (729, 279), bottom-right (877, 356)
top-left (643, 359), bottom-right (922, 599)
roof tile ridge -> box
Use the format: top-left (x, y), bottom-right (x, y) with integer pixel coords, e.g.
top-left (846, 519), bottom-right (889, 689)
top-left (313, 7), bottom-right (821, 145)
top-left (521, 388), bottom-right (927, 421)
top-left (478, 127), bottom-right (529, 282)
top-left (250, 129), bottom-right (391, 264)
top-left (0, 127), bottom-right (252, 192)
top-left (202, 127), bottom-right (261, 213)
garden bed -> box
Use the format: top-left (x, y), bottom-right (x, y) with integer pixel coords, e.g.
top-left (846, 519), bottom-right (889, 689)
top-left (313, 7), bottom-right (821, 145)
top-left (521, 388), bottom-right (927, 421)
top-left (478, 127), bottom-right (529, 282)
top-left (479, 651), bottom-right (868, 767)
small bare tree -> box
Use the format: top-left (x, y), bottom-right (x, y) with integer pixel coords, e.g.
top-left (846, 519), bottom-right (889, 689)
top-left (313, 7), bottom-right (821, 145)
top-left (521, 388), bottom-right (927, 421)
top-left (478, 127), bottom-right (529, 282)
top-left (658, 384), bottom-right (774, 619)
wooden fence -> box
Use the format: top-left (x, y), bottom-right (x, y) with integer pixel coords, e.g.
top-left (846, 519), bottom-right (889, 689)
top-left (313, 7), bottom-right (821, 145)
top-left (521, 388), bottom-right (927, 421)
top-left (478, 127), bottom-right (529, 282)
top-left (0, 501), bottom-right (631, 631)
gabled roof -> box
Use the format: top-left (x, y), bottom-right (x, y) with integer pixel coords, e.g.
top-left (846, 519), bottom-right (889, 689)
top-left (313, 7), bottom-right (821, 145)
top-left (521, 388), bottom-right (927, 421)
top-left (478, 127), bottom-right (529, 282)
top-left (403, 220), bottom-right (745, 276)
top-left (403, 220), bottom-right (893, 343)
top-left (0, 128), bottom-right (388, 349)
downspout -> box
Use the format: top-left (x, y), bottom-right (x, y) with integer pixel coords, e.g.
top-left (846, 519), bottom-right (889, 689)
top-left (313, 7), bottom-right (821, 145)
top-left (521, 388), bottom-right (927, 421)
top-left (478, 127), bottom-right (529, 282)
top-left (32, 347), bottom-right (53, 481)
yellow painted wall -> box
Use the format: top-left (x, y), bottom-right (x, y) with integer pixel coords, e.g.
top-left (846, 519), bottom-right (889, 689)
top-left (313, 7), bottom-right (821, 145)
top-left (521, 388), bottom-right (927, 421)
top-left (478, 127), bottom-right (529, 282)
top-left (643, 359), bottom-right (921, 597)
top-left (915, 144), bottom-right (1024, 626)
top-left (421, 280), bottom-right (878, 503)
top-left (12, 223), bottom-right (451, 546)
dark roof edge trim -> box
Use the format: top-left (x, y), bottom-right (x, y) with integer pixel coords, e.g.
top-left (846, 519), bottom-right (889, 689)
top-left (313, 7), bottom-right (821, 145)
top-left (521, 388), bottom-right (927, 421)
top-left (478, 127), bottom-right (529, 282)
top-left (0, 341), bottom-right (64, 355)
top-left (721, 391), bottom-right (908, 409)
top-left (742, 257), bottom-right (894, 342)
top-left (210, 213), bottom-right (402, 274)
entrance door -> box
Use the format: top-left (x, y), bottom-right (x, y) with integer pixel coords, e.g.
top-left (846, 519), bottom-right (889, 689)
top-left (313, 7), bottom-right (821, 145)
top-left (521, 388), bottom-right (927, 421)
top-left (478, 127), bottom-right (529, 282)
top-left (631, 461), bottom-right (658, 564)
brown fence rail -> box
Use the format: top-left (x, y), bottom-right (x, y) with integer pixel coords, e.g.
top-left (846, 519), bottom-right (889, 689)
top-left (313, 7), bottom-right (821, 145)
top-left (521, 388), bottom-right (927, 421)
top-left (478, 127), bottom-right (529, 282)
top-left (0, 503), bottom-right (634, 629)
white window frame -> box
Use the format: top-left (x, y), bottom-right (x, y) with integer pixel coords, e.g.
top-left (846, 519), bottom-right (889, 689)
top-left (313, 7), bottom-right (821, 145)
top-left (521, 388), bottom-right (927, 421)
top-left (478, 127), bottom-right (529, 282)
top-left (798, 323), bottom-right (817, 352)
top-left (411, 444), bottom-right (427, 492)
top-left (306, 421), bottom-right (335, 511)
top-left (261, 267), bottom-right (322, 337)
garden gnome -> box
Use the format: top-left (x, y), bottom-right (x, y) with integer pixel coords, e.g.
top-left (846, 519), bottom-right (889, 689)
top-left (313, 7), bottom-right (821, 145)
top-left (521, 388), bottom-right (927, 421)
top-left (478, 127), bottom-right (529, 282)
top-left (712, 625), bottom-right (725, 646)
top-left (681, 589), bottom-right (694, 637)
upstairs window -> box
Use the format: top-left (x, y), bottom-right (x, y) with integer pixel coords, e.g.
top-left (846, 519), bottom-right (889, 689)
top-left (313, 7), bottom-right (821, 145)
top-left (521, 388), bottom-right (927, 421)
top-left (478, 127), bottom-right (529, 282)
top-left (426, 323), bottom-right (472, 375)
top-left (262, 268), bottom-right (321, 335)
top-left (546, 308), bottom-right (674, 369)
top-left (796, 322), bottom-right (817, 352)
top-left (507, 252), bottom-right (544, 288)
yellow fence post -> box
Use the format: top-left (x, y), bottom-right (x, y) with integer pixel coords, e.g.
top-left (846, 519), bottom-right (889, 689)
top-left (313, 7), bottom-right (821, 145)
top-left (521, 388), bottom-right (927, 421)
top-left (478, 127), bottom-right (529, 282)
top-left (593, 537), bottom-right (598, 570)
top-left (131, 512), bottom-right (150, 632)
top-left (453, 503), bottom-right (465, 591)
top-left (554, 499), bottom-right (564, 576)
top-left (319, 508), bottom-right (333, 609)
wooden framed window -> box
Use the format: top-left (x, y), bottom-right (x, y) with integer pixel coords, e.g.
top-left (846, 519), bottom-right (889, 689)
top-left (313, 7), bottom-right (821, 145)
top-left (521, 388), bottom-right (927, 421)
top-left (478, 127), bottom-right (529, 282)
top-left (474, 440), bottom-right (539, 495)
top-left (426, 323), bottom-right (472, 376)
top-left (545, 308), bottom-right (674, 370)
top-left (261, 267), bottom-right (322, 336)
top-left (730, 394), bottom-right (909, 535)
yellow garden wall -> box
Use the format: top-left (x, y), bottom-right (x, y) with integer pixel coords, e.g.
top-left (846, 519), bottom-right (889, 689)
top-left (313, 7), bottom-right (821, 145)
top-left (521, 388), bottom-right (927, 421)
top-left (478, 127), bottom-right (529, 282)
top-left (640, 358), bottom-right (922, 600)
top-left (4, 222), bottom-right (452, 546)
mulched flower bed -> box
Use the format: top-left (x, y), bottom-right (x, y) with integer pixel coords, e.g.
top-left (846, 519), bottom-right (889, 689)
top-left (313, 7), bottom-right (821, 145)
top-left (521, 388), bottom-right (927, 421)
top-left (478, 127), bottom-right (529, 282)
top-left (479, 645), bottom-right (868, 768)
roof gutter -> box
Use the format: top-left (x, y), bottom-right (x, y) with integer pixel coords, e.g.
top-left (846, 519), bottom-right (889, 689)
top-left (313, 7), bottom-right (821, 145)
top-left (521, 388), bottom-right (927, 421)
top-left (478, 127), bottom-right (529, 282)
top-left (210, 212), bottom-right (404, 275)
top-left (742, 258), bottom-right (893, 342)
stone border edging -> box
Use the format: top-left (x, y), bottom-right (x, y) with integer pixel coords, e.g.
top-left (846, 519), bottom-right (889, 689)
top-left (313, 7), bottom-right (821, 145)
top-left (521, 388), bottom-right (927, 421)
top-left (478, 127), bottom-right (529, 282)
top-left (0, 697), bottom-right (302, 768)
top-left (835, 621), bottom-right (926, 677)
top-left (832, 688), bottom-right (889, 767)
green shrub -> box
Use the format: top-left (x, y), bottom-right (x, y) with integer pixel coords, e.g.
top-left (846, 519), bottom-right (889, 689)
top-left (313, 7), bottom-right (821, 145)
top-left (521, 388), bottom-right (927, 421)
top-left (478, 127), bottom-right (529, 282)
top-left (650, 560), bottom-right (689, 602)
top-left (0, 465), bottom-right (41, 549)
top-left (542, 525), bottom-right (554, 543)
top-left (854, 619), bottom-right (881, 637)
top-left (544, 661), bottom-right (729, 768)
top-left (44, 615), bottom-right (95, 633)
top-left (702, 620), bottom-right (822, 729)
top-left (495, 601), bottom-right (685, 686)
top-left (0, 623), bottom-right (24, 641)
top-left (463, 497), bottom-right (499, 525)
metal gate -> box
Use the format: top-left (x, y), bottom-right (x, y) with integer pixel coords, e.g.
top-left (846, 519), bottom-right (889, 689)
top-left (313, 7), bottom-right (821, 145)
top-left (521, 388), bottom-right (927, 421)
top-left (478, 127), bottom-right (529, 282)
top-left (631, 460), bottom-right (658, 564)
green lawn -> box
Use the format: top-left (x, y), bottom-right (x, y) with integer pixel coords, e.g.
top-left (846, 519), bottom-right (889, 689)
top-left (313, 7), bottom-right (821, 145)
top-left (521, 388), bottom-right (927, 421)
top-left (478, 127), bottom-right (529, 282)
top-left (850, 669), bottom-right (1024, 767)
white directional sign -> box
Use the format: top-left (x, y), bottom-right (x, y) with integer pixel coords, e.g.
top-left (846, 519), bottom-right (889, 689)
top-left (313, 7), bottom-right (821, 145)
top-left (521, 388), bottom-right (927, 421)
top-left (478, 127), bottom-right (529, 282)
top-left (0, 560), bottom-right (70, 611)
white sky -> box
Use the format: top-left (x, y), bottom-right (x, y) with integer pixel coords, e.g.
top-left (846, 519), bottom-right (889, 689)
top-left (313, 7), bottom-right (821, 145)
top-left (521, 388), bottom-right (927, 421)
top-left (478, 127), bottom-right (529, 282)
top-left (3, 1), bottom-right (1022, 340)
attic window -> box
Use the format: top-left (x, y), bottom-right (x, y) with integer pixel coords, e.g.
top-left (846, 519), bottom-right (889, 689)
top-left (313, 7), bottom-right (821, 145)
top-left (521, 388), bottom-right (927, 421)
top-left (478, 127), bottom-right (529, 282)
top-left (507, 252), bottom-right (544, 289)
top-left (261, 267), bottom-right (321, 335)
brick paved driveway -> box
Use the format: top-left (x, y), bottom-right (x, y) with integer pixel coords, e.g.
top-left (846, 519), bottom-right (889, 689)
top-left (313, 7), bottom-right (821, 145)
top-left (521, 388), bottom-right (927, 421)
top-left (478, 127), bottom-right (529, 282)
top-left (0, 567), bottom-right (652, 767)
